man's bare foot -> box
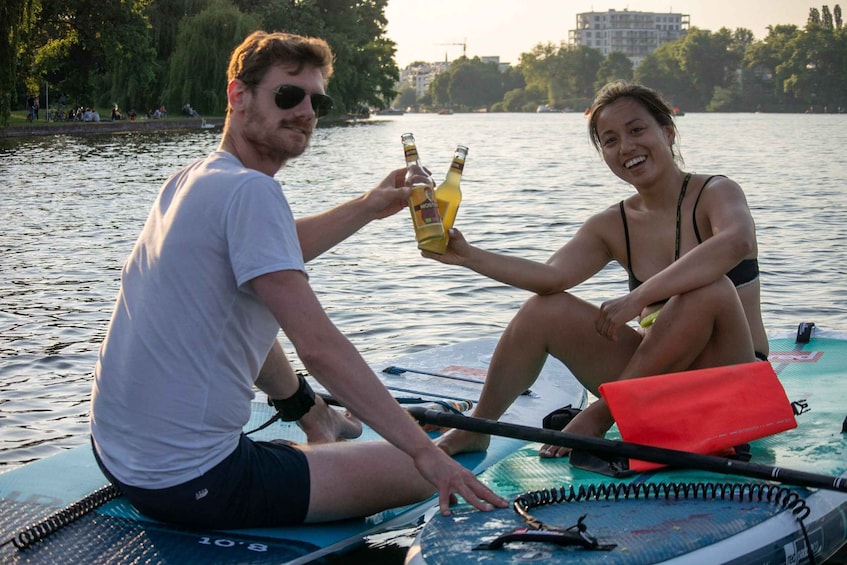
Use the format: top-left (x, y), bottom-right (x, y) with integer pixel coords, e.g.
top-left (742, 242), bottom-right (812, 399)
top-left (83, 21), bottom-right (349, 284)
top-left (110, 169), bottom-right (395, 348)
top-left (297, 395), bottom-right (362, 443)
top-left (435, 428), bottom-right (491, 456)
top-left (539, 408), bottom-right (611, 458)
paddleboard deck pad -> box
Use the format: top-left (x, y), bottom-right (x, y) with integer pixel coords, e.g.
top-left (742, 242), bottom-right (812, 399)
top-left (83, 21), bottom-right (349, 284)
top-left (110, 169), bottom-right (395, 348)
top-left (407, 326), bottom-right (847, 565)
top-left (0, 338), bottom-right (585, 564)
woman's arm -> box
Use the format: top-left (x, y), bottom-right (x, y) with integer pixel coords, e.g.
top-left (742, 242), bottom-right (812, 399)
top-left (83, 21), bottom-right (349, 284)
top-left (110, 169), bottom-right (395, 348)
top-left (631, 177), bottom-right (756, 310)
top-left (423, 211), bottom-right (614, 295)
top-left (596, 177), bottom-right (757, 338)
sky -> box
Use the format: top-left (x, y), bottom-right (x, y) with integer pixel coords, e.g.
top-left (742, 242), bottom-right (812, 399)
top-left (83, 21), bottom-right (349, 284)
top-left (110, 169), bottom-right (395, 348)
top-left (384, 0), bottom-right (811, 67)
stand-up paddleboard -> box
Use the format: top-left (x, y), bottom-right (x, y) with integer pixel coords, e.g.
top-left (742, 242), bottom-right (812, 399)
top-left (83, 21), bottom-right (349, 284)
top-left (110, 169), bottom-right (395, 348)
top-left (0, 337), bottom-right (585, 564)
top-left (406, 324), bottom-right (847, 565)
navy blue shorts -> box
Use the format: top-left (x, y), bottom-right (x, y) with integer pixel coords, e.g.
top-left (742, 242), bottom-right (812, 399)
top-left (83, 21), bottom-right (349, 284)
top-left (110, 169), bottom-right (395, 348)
top-left (92, 434), bottom-right (311, 529)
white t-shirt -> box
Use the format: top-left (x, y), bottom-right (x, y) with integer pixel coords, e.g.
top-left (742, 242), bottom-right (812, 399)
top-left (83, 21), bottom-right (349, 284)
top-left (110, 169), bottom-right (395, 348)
top-left (91, 151), bottom-right (305, 489)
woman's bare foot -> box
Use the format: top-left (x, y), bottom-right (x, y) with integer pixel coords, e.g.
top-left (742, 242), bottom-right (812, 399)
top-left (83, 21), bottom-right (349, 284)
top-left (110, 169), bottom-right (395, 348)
top-left (297, 395), bottom-right (363, 443)
top-left (539, 406), bottom-right (612, 458)
top-left (435, 428), bottom-right (491, 456)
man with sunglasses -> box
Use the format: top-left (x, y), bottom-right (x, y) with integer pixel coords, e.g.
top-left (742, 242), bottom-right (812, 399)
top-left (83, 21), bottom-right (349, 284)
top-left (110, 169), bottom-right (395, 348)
top-left (90, 30), bottom-right (506, 530)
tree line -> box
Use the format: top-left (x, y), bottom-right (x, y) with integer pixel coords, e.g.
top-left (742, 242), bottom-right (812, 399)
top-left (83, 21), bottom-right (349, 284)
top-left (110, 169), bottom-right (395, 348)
top-left (0, 0), bottom-right (398, 127)
top-left (1, 2), bottom-right (844, 128)
top-left (406, 5), bottom-right (845, 114)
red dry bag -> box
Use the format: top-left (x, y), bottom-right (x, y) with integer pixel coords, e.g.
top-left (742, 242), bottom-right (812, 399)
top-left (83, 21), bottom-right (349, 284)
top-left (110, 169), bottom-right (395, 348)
top-left (599, 361), bottom-right (797, 472)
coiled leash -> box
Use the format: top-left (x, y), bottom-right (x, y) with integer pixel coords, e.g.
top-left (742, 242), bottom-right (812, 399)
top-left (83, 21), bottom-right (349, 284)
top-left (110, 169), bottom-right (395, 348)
top-left (1, 484), bottom-right (122, 551)
top-left (476, 481), bottom-right (815, 562)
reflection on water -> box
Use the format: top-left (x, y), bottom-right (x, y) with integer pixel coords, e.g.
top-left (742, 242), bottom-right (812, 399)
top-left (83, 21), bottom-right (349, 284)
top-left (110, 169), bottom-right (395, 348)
top-left (2, 113), bottom-right (847, 559)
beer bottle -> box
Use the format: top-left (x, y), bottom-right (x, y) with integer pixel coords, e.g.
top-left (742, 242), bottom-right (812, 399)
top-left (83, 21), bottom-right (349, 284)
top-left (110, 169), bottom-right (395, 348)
top-left (401, 133), bottom-right (444, 245)
top-left (419, 144), bottom-right (468, 254)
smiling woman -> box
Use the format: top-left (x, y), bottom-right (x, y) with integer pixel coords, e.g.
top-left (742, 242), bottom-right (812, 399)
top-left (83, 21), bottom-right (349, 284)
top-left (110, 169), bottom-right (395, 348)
top-left (424, 80), bottom-right (766, 462)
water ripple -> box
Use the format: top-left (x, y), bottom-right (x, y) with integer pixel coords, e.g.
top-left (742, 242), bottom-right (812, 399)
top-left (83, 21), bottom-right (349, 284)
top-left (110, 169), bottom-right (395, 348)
top-left (2, 114), bottom-right (847, 469)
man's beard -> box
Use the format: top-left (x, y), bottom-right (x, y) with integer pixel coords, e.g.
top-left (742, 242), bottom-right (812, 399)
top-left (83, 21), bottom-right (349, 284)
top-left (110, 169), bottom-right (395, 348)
top-left (243, 101), bottom-right (312, 164)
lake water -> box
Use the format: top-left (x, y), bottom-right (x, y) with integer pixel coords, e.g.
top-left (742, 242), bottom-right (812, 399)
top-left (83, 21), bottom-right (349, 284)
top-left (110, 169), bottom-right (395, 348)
top-left (2, 112), bottom-right (846, 563)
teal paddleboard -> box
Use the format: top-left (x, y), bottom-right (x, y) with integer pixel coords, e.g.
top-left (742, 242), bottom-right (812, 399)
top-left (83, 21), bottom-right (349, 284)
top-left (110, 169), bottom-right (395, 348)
top-left (0, 337), bottom-right (586, 564)
top-left (407, 325), bottom-right (847, 565)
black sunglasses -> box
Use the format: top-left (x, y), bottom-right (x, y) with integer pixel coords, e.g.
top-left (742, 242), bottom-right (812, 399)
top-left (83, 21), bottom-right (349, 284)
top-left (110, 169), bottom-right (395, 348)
top-left (266, 84), bottom-right (333, 117)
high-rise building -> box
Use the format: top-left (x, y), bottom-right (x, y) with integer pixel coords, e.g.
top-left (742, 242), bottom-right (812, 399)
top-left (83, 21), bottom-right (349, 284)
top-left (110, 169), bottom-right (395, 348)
top-left (569, 9), bottom-right (690, 68)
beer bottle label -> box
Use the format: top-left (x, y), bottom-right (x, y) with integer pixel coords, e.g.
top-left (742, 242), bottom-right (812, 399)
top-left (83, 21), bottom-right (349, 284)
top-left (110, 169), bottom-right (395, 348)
top-left (414, 188), bottom-right (440, 225)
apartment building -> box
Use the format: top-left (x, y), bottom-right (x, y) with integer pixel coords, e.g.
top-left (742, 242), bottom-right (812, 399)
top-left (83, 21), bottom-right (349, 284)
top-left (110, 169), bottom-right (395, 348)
top-left (569, 9), bottom-right (690, 67)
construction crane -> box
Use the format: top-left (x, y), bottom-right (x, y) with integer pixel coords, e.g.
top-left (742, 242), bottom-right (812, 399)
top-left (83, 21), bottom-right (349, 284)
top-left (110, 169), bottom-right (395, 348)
top-left (436, 38), bottom-right (467, 62)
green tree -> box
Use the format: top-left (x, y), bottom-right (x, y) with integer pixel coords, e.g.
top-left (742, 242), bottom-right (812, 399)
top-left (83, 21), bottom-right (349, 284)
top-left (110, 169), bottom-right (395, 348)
top-left (677, 27), bottom-right (738, 109)
top-left (781, 17), bottom-right (846, 111)
top-left (595, 51), bottom-right (633, 92)
top-left (146, 0), bottom-right (213, 106)
top-left (518, 42), bottom-right (561, 105)
top-left (393, 86), bottom-right (416, 109)
top-left (422, 56), bottom-right (520, 111)
top-left (634, 43), bottom-right (696, 110)
top-left (500, 65), bottom-right (525, 94)
top-left (447, 57), bottom-right (504, 109)
top-left (28, 0), bottom-right (156, 113)
top-left (428, 70), bottom-right (450, 108)
top-left (713, 28), bottom-right (757, 111)
top-left (162, 0), bottom-right (259, 115)
top-left (822, 5), bottom-right (834, 28)
top-left (561, 45), bottom-right (603, 103)
top-left (518, 42), bottom-right (601, 109)
top-left (743, 24), bottom-right (803, 111)
top-left (99, 2), bottom-right (158, 112)
top-left (0, 0), bottom-right (40, 125)
top-left (494, 84), bottom-right (545, 112)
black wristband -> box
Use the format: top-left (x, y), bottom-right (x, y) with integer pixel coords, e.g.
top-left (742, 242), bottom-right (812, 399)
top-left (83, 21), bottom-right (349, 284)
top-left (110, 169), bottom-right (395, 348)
top-left (270, 373), bottom-right (316, 421)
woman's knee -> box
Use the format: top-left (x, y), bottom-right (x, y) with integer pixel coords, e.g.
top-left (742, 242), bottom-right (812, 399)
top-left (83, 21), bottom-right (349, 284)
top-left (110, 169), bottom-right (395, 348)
top-left (513, 292), bottom-right (591, 328)
top-left (675, 277), bottom-right (740, 314)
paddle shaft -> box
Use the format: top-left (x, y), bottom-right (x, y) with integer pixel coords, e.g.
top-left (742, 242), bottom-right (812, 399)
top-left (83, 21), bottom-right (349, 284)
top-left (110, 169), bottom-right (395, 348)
top-left (383, 366), bottom-right (483, 385)
top-left (383, 366), bottom-right (531, 396)
top-left (408, 407), bottom-right (847, 494)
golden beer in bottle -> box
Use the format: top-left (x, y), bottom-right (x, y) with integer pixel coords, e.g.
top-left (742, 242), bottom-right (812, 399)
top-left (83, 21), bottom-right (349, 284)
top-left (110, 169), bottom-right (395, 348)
top-left (401, 133), bottom-right (444, 245)
top-left (419, 145), bottom-right (468, 254)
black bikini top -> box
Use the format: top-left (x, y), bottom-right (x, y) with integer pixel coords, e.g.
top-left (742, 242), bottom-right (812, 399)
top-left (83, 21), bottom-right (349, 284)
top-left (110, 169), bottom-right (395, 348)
top-left (621, 174), bottom-right (759, 292)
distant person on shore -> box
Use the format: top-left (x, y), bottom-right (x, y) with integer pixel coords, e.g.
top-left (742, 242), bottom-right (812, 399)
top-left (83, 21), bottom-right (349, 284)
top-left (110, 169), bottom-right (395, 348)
top-left (426, 81), bottom-right (767, 458)
top-left (182, 103), bottom-right (200, 117)
top-left (89, 30), bottom-right (506, 530)
top-left (26, 94), bottom-right (36, 121)
top-left (33, 96), bottom-right (39, 120)
top-left (111, 105), bottom-right (122, 121)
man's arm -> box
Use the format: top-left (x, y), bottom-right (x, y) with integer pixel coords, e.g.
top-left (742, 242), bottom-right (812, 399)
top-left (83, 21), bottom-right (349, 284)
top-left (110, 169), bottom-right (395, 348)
top-left (251, 269), bottom-right (507, 514)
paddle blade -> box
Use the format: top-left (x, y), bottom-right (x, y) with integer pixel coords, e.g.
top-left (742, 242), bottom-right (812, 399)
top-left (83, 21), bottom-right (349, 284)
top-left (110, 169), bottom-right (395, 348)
top-left (600, 361), bottom-right (797, 472)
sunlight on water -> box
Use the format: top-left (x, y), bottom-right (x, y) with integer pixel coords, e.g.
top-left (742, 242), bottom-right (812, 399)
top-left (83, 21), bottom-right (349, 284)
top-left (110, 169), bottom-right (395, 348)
top-left (1, 113), bottom-right (847, 562)
top-left (2, 114), bottom-right (847, 468)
